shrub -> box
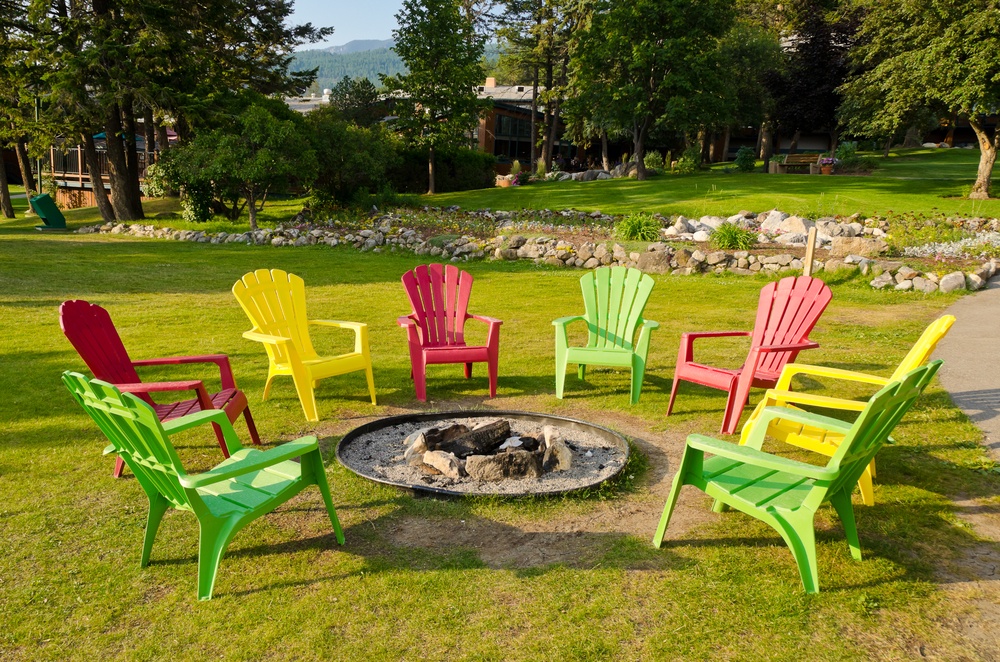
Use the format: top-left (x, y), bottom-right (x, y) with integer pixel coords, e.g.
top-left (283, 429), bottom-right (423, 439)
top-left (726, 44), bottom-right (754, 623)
top-left (880, 211), bottom-right (969, 254)
top-left (643, 150), bottom-right (664, 172)
top-left (833, 141), bottom-right (879, 173)
top-left (673, 145), bottom-right (701, 175)
top-left (309, 107), bottom-right (401, 205)
top-left (388, 148), bottom-right (496, 194)
top-left (616, 212), bottom-right (661, 241)
top-left (711, 222), bottom-right (757, 250)
top-left (510, 159), bottom-right (522, 176)
top-left (734, 146), bottom-right (756, 173)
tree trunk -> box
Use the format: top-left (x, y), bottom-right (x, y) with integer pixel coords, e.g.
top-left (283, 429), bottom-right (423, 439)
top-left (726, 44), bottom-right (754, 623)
top-left (15, 136), bottom-right (35, 194)
top-left (104, 103), bottom-right (144, 220)
top-left (756, 122), bottom-right (765, 158)
top-left (633, 117), bottom-right (651, 181)
top-left (697, 128), bottom-right (708, 163)
top-left (721, 126), bottom-right (731, 164)
top-left (82, 131), bottom-right (115, 222)
top-left (883, 137), bottom-right (892, 158)
top-left (829, 129), bottom-right (839, 156)
top-left (546, 94), bottom-right (561, 173)
top-left (539, 57), bottom-right (554, 173)
top-left (761, 124), bottom-right (774, 172)
top-left (788, 129), bottom-right (801, 154)
top-left (601, 130), bottom-right (609, 171)
top-left (247, 191), bottom-right (258, 231)
top-left (143, 106), bottom-right (156, 164)
top-left (944, 113), bottom-right (958, 147)
top-left (968, 117), bottom-right (997, 199)
top-left (427, 144), bottom-right (436, 195)
top-left (121, 100), bottom-right (144, 211)
top-left (155, 121), bottom-right (170, 156)
top-left (0, 156), bottom-right (14, 218)
top-left (530, 66), bottom-right (538, 172)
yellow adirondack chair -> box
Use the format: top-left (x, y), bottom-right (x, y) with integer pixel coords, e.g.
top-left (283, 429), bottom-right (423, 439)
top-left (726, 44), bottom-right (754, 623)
top-left (233, 269), bottom-right (376, 422)
top-left (739, 315), bottom-right (955, 505)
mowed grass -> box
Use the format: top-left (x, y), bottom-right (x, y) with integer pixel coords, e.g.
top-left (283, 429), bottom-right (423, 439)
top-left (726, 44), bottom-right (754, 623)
top-left (431, 148), bottom-right (1000, 219)
top-left (1, 213), bottom-right (999, 660)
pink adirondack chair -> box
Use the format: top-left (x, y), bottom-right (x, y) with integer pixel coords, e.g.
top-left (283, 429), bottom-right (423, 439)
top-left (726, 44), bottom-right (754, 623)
top-left (666, 276), bottom-right (833, 434)
top-left (60, 300), bottom-right (260, 477)
top-left (397, 264), bottom-right (502, 401)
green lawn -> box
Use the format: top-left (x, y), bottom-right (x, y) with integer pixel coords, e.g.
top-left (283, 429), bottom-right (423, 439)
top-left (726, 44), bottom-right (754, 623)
top-left (431, 148), bottom-right (1000, 219)
top-left (2, 211), bottom-right (999, 659)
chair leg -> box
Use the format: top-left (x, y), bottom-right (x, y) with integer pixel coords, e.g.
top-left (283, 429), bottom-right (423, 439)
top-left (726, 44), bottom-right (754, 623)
top-left (307, 451), bottom-right (345, 545)
top-left (210, 421), bottom-right (232, 458)
top-left (721, 380), bottom-right (753, 435)
top-left (291, 373), bottom-right (319, 422)
top-left (487, 358), bottom-right (498, 398)
top-left (464, 362), bottom-right (473, 379)
top-left (653, 466), bottom-right (688, 548)
top-left (666, 374), bottom-right (681, 416)
top-left (577, 363), bottom-right (586, 381)
top-left (364, 365), bottom-right (377, 405)
top-left (413, 360), bottom-right (427, 402)
top-left (630, 353), bottom-right (646, 405)
top-left (197, 519), bottom-right (238, 601)
top-left (242, 407), bottom-right (262, 446)
top-left (262, 371), bottom-right (277, 401)
top-left (829, 489), bottom-right (862, 561)
top-left (554, 346), bottom-right (568, 399)
top-left (141, 494), bottom-right (170, 567)
top-left (857, 464), bottom-right (875, 507)
top-left (775, 513), bottom-right (821, 594)
top-left (112, 455), bottom-right (126, 478)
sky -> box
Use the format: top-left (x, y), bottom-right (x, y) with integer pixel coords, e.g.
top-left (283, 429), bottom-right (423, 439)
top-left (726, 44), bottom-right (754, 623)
top-left (291, 1), bottom-right (404, 49)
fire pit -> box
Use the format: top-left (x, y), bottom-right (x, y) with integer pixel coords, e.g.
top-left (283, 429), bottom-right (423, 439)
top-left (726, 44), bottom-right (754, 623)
top-left (336, 410), bottom-right (630, 496)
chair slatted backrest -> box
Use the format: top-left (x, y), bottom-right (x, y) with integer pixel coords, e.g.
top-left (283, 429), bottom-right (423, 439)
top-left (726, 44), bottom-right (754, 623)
top-left (59, 300), bottom-right (153, 404)
top-left (750, 276), bottom-right (832, 375)
top-left (233, 269), bottom-right (319, 364)
top-left (402, 264), bottom-right (473, 348)
top-left (889, 315), bottom-right (955, 382)
top-left (822, 361), bottom-right (941, 499)
top-left (63, 372), bottom-right (191, 509)
top-left (579, 267), bottom-right (654, 351)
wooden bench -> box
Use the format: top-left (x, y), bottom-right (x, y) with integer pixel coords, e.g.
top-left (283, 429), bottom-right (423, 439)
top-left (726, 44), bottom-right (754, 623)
top-left (775, 153), bottom-right (821, 175)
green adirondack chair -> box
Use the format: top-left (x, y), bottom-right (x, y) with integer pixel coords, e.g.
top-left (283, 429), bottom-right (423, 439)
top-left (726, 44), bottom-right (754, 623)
top-left (553, 266), bottom-right (659, 404)
top-left (652, 361), bottom-right (941, 593)
top-left (62, 371), bottom-right (345, 600)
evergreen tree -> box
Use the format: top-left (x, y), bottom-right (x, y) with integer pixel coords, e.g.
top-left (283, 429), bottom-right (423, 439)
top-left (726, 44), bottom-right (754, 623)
top-left (382, 0), bottom-right (489, 194)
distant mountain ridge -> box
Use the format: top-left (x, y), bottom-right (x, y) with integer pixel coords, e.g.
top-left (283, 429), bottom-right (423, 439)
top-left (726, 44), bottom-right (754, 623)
top-left (325, 39), bottom-right (394, 54)
top-left (292, 42), bottom-right (500, 92)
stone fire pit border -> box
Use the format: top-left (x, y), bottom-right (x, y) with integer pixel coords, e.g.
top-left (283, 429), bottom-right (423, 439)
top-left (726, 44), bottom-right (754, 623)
top-left (336, 409), bottom-right (631, 497)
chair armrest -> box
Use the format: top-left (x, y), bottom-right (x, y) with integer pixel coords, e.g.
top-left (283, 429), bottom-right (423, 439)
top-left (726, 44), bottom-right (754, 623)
top-left (116, 380), bottom-right (205, 394)
top-left (552, 315), bottom-right (586, 327)
top-left (179, 438), bottom-right (318, 489)
top-left (468, 314), bottom-right (503, 327)
top-left (161, 408), bottom-right (244, 454)
top-left (103, 443), bottom-right (117, 456)
top-left (396, 315), bottom-right (417, 328)
top-left (683, 331), bottom-right (752, 340)
top-left (686, 434), bottom-right (838, 480)
top-left (760, 388), bottom-right (868, 413)
top-left (640, 319), bottom-right (660, 331)
top-left (756, 341), bottom-right (820, 353)
top-left (775, 363), bottom-right (890, 391)
top-left (310, 319), bottom-right (366, 330)
top-left (132, 354), bottom-right (237, 390)
top-left (242, 330), bottom-right (291, 345)
top-left (742, 404), bottom-right (854, 452)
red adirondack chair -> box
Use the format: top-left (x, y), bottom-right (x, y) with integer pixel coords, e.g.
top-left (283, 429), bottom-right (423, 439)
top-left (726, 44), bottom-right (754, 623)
top-left (666, 276), bottom-right (833, 434)
top-left (59, 300), bottom-right (260, 477)
top-left (397, 264), bottom-right (502, 401)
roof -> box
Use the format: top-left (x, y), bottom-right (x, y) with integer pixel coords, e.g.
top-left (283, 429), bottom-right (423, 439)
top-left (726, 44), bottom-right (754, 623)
top-left (476, 84), bottom-right (538, 105)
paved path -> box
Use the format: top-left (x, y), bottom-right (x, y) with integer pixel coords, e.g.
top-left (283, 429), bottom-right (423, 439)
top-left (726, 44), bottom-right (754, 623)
top-left (934, 280), bottom-right (1000, 459)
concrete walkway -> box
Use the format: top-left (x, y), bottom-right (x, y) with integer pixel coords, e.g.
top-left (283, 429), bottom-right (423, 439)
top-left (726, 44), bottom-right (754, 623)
top-left (934, 279), bottom-right (1000, 459)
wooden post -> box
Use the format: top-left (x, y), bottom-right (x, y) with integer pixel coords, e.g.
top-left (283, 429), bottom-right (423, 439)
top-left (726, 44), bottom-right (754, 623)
top-left (803, 227), bottom-right (818, 277)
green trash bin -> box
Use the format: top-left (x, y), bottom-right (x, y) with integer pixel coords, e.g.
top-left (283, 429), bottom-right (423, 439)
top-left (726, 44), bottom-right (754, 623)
top-left (30, 193), bottom-right (67, 231)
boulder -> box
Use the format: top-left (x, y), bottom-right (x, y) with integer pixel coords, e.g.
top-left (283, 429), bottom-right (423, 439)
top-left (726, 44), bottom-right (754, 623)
top-left (894, 280), bottom-right (913, 291)
top-left (692, 230), bottom-right (711, 242)
top-left (829, 236), bottom-right (887, 258)
top-left (778, 216), bottom-right (814, 234)
top-left (896, 266), bottom-right (919, 281)
top-left (759, 209), bottom-right (790, 232)
top-left (422, 450), bottom-right (463, 479)
top-left (542, 439), bottom-right (573, 472)
top-left (775, 233), bottom-right (807, 245)
top-left (699, 215), bottom-right (726, 230)
top-left (912, 277), bottom-right (938, 293)
top-left (583, 257), bottom-right (600, 269)
top-left (508, 235), bottom-right (527, 249)
top-left (871, 272), bottom-right (894, 289)
top-left (705, 251), bottom-right (728, 266)
top-left (577, 242), bottom-right (595, 261)
top-left (939, 271), bottom-right (967, 293)
top-left (637, 251), bottom-right (671, 274)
